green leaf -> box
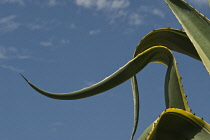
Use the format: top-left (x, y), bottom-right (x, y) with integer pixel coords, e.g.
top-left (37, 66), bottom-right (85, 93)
top-left (132, 28), bottom-right (201, 112)
top-left (138, 108), bottom-right (210, 140)
top-left (164, 0), bottom-right (210, 73)
top-left (22, 46), bottom-right (179, 100)
top-left (22, 46), bottom-right (189, 139)
top-left (133, 28), bottom-right (200, 60)
top-left (130, 76), bottom-right (139, 140)
top-left (131, 28), bottom-right (201, 138)
top-left (22, 28), bottom-right (203, 139)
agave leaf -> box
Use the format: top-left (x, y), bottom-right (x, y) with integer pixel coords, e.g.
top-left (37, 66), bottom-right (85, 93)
top-left (138, 108), bottom-right (210, 140)
top-left (133, 28), bottom-right (200, 60)
top-left (164, 0), bottom-right (210, 73)
top-left (23, 46), bottom-right (188, 140)
top-left (130, 76), bottom-right (139, 140)
top-left (22, 28), bottom-right (198, 100)
top-left (130, 28), bottom-right (201, 139)
top-left (22, 46), bottom-right (178, 100)
top-left (133, 28), bottom-right (202, 112)
top-left (23, 28), bottom-right (203, 139)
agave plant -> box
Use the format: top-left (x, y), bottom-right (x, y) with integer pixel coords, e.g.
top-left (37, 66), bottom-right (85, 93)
top-left (22, 0), bottom-right (210, 139)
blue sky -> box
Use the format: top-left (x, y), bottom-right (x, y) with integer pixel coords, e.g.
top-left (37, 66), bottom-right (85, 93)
top-left (0, 0), bottom-right (210, 140)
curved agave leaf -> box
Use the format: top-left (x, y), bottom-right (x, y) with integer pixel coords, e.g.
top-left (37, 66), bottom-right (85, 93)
top-left (22, 28), bottom-right (204, 140)
top-left (138, 108), bottom-right (210, 140)
top-left (22, 46), bottom-right (178, 100)
top-left (23, 46), bottom-right (188, 140)
top-left (22, 29), bottom-right (199, 100)
top-left (133, 28), bottom-right (200, 60)
top-left (130, 28), bottom-right (200, 139)
top-left (132, 28), bottom-right (201, 113)
top-left (164, 0), bottom-right (210, 73)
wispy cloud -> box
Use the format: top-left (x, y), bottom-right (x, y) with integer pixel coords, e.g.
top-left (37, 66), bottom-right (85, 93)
top-left (75, 0), bottom-right (130, 10)
top-left (152, 8), bottom-right (165, 18)
top-left (25, 18), bottom-right (61, 31)
top-left (128, 13), bottom-right (143, 25)
top-left (89, 29), bottom-right (100, 35)
top-left (74, 1), bottom-right (165, 26)
top-left (60, 39), bottom-right (70, 45)
top-left (0, 64), bottom-right (24, 73)
top-left (40, 40), bottom-right (53, 47)
top-left (138, 6), bottom-right (165, 18)
top-left (26, 23), bottom-right (44, 30)
top-left (75, 0), bottom-right (130, 23)
top-left (0, 0), bottom-right (25, 5)
top-left (0, 15), bottom-right (20, 33)
top-left (0, 45), bottom-right (29, 72)
top-left (68, 23), bottom-right (76, 29)
top-left (0, 47), bottom-right (7, 59)
top-left (48, 0), bottom-right (58, 7)
top-left (0, 46), bottom-right (30, 60)
top-left (50, 122), bottom-right (64, 132)
top-left (40, 38), bottom-right (71, 47)
top-left (127, 6), bottom-right (165, 26)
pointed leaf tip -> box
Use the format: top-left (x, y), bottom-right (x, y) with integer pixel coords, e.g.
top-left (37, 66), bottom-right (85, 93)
top-left (20, 73), bottom-right (29, 82)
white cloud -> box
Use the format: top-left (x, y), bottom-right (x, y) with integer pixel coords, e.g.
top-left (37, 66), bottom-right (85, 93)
top-left (40, 41), bottom-right (53, 47)
top-left (60, 39), bottom-right (70, 45)
top-left (111, 0), bottom-right (129, 9)
top-left (89, 29), bottom-right (100, 35)
top-left (152, 9), bottom-right (165, 18)
top-left (0, 46), bottom-right (30, 60)
top-left (0, 47), bottom-right (7, 59)
top-left (0, 15), bottom-right (20, 33)
top-left (0, 64), bottom-right (24, 73)
top-left (129, 13), bottom-right (143, 25)
top-left (25, 19), bottom-right (59, 31)
top-left (75, 0), bottom-right (131, 25)
top-left (48, 0), bottom-right (57, 6)
top-left (75, 1), bottom-right (165, 26)
top-left (75, 0), bottom-right (93, 8)
top-left (0, 0), bottom-right (25, 5)
top-left (138, 6), bottom-right (165, 18)
top-left (50, 122), bottom-right (64, 132)
top-left (40, 39), bottom-right (72, 47)
top-left (0, 45), bottom-right (28, 72)
top-left (26, 23), bottom-right (44, 30)
top-left (68, 23), bottom-right (76, 29)
top-left (75, 0), bottom-right (130, 11)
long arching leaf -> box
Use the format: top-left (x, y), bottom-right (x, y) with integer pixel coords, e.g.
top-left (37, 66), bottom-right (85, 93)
top-left (22, 28), bottom-right (203, 139)
top-left (22, 46), bottom-right (189, 139)
top-left (22, 46), bottom-right (177, 100)
top-left (164, 0), bottom-right (210, 73)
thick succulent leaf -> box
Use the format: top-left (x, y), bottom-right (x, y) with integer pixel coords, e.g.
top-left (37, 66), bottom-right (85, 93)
top-left (138, 108), bottom-right (210, 140)
top-left (130, 28), bottom-right (200, 138)
top-left (22, 46), bottom-right (184, 140)
top-left (22, 28), bottom-right (198, 100)
top-left (131, 28), bottom-right (201, 114)
top-left (133, 28), bottom-right (200, 60)
top-left (22, 46), bottom-right (177, 100)
top-left (23, 28), bottom-right (202, 139)
top-left (164, 0), bottom-right (210, 73)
